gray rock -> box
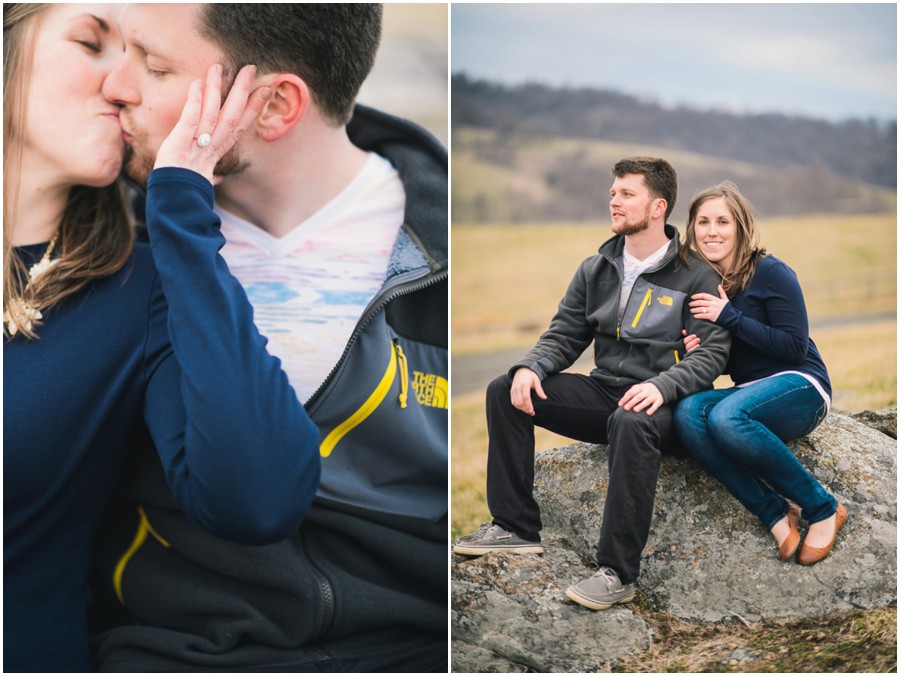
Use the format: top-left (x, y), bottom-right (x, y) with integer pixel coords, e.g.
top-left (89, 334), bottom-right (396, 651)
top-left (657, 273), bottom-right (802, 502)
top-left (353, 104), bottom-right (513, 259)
top-left (722, 647), bottom-right (760, 665)
top-left (452, 411), bottom-right (897, 671)
top-left (452, 527), bottom-right (652, 672)
top-left (851, 408), bottom-right (897, 439)
top-left (533, 412), bottom-right (896, 623)
top-left (450, 640), bottom-right (521, 673)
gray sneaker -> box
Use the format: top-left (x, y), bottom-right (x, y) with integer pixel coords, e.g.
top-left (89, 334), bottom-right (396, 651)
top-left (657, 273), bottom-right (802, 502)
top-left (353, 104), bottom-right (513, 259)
top-left (565, 566), bottom-right (636, 610)
top-left (452, 524), bottom-right (544, 556)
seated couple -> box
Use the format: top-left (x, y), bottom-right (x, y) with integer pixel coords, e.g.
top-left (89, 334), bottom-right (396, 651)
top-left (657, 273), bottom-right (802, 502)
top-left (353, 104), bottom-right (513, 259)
top-left (452, 157), bottom-right (844, 611)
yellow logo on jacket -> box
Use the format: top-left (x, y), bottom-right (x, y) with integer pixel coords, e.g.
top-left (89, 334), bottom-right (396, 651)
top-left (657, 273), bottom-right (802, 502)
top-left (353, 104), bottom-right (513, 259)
top-left (657, 295), bottom-right (673, 306)
top-left (412, 371), bottom-right (449, 409)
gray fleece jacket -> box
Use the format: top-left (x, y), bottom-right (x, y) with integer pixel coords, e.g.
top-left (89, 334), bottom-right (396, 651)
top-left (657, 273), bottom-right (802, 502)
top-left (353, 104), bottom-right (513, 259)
top-left (512, 225), bottom-right (730, 402)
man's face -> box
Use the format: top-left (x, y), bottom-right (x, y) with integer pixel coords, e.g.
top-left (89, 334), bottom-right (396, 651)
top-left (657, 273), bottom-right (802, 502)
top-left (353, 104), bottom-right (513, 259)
top-left (609, 174), bottom-right (658, 236)
top-left (102, 4), bottom-right (228, 186)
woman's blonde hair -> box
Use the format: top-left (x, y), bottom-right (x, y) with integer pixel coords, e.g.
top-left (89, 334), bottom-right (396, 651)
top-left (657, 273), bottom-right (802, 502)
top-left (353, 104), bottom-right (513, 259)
top-left (4, 4), bottom-right (134, 339)
top-left (681, 181), bottom-right (766, 296)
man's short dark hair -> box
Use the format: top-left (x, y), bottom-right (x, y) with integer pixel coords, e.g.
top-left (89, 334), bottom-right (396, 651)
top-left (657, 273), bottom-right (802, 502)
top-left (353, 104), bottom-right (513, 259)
top-left (611, 157), bottom-right (678, 221)
top-left (200, 4), bottom-right (383, 126)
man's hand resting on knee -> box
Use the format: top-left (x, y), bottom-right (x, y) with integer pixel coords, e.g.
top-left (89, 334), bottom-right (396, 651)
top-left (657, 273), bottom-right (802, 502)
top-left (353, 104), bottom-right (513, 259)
top-left (619, 382), bottom-right (664, 415)
top-left (510, 368), bottom-right (547, 416)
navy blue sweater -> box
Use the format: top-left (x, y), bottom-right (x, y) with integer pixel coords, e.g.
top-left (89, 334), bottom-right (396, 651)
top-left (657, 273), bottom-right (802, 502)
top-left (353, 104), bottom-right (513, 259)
top-left (4, 168), bottom-right (320, 672)
top-left (716, 254), bottom-right (831, 399)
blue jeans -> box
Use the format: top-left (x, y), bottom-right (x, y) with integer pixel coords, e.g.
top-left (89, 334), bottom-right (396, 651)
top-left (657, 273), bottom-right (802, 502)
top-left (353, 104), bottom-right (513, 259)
top-left (675, 374), bottom-right (836, 528)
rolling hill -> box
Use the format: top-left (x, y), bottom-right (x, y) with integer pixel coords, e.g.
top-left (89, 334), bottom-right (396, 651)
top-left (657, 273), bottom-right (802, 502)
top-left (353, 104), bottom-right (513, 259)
top-left (452, 75), bottom-right (897, 223)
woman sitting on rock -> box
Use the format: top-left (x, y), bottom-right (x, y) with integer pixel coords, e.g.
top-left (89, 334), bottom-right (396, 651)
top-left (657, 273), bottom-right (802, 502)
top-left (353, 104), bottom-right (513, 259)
top-left (675, 181), bottom-right (845, 565)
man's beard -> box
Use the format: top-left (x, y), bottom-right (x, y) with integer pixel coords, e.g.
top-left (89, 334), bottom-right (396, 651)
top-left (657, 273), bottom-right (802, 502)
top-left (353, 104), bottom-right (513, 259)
top-left (123, 145), bottom-right (156, 189)
top-left (612, 206), bottom-right (652, 236)
top-left (123, 137), bottom-right (249, 189)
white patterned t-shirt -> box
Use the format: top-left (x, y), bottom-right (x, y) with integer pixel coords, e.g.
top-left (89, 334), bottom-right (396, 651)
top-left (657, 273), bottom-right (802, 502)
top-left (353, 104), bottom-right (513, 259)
top-left (216, 152), bottom-right (405, 403)
top-left (617, 240), bottom-right (671, 322)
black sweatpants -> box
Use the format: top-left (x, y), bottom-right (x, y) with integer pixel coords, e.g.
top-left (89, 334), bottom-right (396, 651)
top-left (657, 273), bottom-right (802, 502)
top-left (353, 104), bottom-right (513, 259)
top-left (485, 371), bottom-right (680, 584)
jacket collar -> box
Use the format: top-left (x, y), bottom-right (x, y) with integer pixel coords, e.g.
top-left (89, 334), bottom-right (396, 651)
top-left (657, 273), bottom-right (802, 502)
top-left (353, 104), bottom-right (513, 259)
top-left (599, 223), bottom-right (681, 269)
top-left (347, 105), bottom-right (447, 273)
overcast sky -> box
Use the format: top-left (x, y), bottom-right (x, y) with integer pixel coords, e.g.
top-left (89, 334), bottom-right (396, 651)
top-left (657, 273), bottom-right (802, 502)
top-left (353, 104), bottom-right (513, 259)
top-left (451, 3), bottom-right (897, 123)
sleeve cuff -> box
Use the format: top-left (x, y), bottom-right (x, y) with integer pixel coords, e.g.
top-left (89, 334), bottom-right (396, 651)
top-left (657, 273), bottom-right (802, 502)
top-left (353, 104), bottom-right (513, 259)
top-left (148, 167), bottom-right (214, 204)
top-left (717, 302), bottom-right (741, 331)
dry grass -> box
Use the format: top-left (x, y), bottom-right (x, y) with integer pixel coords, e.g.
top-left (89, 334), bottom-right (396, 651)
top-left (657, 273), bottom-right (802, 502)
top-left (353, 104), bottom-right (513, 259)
top-left (452, 223), bottom-right (605, 355)
top-left (452, 215), bottom-right (896, 355)
top-left (451, 389), bottom-right (587, 539)
top-left (613, 602), bottom-right (897, 673)
top-left (813, 320), bottom-right (897, 411)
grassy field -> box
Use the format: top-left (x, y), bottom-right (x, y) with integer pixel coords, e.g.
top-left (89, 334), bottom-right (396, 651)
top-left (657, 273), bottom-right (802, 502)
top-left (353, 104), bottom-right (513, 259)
top-left (451, 216), bottom-right (896, 673)
top-left (452, 214), bottom-right (896, 355)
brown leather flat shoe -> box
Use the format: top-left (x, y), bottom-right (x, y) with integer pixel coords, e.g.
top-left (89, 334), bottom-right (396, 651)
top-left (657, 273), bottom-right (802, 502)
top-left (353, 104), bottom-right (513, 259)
top-left (797, 503), bottom-right (847, 565)
top-left (778, 503), bottom-right (801, 561)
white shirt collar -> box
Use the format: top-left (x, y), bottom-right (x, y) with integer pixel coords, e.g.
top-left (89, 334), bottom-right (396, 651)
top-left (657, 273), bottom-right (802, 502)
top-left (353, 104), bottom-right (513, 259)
top-left (623, 239), bottom-right (670, 268)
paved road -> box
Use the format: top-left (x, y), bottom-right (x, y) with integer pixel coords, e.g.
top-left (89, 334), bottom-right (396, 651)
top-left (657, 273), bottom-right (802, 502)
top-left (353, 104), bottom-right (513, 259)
top-left (452, 311), bottom-right (896, 396)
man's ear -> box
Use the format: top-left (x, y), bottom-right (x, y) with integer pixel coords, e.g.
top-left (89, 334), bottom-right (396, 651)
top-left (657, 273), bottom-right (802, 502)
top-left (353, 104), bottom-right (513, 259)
top-left (653, 198), bottom-right (668, 220)
top-left (256, 74), bottom-right (309, 141)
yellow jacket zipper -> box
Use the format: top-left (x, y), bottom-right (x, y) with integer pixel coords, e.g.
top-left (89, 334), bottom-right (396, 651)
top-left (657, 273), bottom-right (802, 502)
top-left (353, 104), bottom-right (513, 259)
top-left (319, 339), bottom-right (408, 457)
top-left (113, 505), bottom-right (170, 606)
top-left (631, 288), bottom-right (654, 328)
top-left (617, 286), bottom-right (654, 340)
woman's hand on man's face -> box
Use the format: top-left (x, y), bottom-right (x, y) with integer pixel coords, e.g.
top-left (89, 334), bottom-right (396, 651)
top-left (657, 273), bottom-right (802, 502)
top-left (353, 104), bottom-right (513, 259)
top-left (153, 64), bottom-right (272, 184)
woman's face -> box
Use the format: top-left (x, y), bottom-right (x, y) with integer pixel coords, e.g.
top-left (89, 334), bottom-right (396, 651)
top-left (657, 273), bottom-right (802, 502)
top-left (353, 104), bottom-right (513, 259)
top-left (693, 197), bottom-right (738, 272)
top-left (23, 4), bottom-right (125, 189)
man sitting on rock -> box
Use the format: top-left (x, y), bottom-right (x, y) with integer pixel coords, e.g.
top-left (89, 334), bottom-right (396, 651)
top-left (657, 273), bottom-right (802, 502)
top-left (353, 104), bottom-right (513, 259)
top-left (453, 157), bottom-right (730, 611)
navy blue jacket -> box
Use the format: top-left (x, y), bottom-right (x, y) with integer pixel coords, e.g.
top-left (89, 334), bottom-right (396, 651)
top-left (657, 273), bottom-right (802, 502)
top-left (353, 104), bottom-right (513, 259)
top-left (717, 254), bottom-right (831, 399)
top-left (4, 172), bottom-right (320, 672)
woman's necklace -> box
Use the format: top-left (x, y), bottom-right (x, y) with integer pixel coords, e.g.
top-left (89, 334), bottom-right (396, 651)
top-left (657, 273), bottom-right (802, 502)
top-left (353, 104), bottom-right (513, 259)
top-left (4, 230), bottom-right (60, 336)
